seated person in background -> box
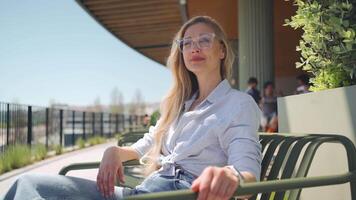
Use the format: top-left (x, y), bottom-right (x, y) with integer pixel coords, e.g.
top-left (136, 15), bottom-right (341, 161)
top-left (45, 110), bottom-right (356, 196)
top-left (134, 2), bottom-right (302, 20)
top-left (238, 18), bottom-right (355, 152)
top-left (260, 81), bottom-right (278, 133)
top-left (4, 16), bottom-right (262, 200)
top-left (295, 74), bottom-right (311, 94)
top-left (142, 114), bottom-right (150, 127)
top-left (245, 77), bottom-right (261, 105)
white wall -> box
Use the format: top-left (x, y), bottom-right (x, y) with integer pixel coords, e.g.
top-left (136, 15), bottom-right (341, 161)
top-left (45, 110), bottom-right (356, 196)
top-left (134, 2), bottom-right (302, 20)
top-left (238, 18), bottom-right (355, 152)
top-left (278, 85), bottom-right (356, 200)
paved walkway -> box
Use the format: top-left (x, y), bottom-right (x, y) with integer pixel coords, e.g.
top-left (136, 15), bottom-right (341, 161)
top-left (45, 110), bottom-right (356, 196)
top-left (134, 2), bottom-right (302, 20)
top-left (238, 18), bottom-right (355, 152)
top-left (0, 140), bottom-right (116, 195)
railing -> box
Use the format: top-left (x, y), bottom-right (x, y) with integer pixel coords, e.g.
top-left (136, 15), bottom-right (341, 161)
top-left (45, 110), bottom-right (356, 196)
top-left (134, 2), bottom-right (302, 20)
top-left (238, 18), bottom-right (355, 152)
top-left (0, 101), bottom-right (145, 153)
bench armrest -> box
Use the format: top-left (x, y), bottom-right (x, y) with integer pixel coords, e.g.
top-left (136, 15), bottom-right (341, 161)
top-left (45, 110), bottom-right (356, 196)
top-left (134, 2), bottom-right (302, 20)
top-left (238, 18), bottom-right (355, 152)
top-left (58, 159), bottom-right (140, 176)
top-left (123, 171), bottom-right (356, 200)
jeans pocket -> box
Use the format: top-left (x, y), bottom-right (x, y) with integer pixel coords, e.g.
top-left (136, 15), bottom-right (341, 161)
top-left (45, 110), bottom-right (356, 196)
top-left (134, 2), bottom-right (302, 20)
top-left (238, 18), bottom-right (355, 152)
top-left (135, 172), bottom-right (159, 190)
top-left (173, 179), bottom-right (191, 190)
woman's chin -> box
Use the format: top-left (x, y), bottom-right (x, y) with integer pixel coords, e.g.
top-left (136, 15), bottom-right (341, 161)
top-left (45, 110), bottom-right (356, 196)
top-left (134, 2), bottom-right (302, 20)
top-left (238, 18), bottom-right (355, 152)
top-left (186, 63), bottom-right (205, 71)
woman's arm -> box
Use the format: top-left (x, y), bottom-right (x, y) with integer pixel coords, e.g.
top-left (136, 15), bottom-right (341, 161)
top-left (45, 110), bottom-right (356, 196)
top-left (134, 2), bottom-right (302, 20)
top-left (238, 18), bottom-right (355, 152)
top-left (191, 167), bottom-right (257, 200)
top-left (96, 146), bottom-right (140, 198)
top-left (235, 171), bottom-right (257, 199)
top-left (114, 146), bottom-right (140, 162)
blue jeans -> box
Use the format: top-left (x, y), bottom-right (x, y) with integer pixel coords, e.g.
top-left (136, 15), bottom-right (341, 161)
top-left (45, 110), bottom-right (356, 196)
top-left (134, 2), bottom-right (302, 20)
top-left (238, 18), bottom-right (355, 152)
top-left (3, 168), bottom-right (196, 200)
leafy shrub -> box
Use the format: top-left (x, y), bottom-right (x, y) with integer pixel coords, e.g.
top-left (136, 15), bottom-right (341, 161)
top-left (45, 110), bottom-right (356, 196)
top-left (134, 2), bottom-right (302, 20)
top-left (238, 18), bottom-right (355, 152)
top-left (149, 110), bottom-right (160, 126)
top-left (285, 0), bottom-right (356, 91)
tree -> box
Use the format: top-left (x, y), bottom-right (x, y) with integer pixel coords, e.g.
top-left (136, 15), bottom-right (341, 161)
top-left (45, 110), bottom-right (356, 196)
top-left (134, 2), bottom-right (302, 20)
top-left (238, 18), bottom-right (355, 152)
top-left (93, 96), bottom-right (103, 112)
top-left (128, 89), bottom-right (146, 115)
top-left (110, 87), bottom-right (124, 114)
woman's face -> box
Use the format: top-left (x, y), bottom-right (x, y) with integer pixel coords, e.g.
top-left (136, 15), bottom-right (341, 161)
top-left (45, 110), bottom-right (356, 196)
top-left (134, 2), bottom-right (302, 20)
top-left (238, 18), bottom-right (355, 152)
top-left (181, 23), bottom-right (225, 78)
top-left (265, 85), bottom-right (274, 96)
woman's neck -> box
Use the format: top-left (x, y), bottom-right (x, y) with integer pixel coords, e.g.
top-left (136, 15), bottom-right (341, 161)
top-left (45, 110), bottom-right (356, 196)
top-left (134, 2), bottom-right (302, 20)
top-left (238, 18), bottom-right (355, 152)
top-left (196, 74), bottom-right (222, 101)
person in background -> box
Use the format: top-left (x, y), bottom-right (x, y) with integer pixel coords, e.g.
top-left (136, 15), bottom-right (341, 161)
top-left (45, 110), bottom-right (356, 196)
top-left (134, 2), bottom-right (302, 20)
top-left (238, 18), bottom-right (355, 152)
top-left (245, 77), bottom-right (261, 105)
top-left (142, 114), bottom-right (150, 128)
top-left (295, 74), bottom-right (310, 94)
top-left (260, 81), bottom-right (278, 133)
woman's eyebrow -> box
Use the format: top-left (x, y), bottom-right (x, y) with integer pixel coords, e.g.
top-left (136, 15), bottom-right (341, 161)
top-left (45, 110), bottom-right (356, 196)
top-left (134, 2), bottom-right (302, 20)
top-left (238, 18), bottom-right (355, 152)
top-left (182, 35), bottom-right (192, 39)
top-left (183, 33), bottom-right (212, 39)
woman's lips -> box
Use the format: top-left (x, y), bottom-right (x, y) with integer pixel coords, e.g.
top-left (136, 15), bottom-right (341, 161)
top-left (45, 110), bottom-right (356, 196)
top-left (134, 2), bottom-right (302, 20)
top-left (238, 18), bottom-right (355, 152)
top-left (190, 56), bottom-right (205, 62)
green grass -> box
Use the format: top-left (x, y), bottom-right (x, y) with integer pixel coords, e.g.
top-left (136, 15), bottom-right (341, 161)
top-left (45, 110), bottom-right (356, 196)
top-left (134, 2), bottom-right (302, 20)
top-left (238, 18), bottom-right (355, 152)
top-left (54, 144), bottom-right (63, 155)
top-left (75, 138), bottom-right (86, 149)
top-left (88, 136), bottom-right (106, 146)
top-left (0, 144), bottom-right (32, 174)
top-left (32, 144), bottom-right (47, 161)
top-left (0, 135), bottom-right (109, 175)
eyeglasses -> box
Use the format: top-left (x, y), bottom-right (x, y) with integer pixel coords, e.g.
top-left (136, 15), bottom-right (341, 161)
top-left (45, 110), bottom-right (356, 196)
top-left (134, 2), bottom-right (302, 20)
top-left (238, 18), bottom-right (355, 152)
top-left (176, 33), bottom-right (216, 52)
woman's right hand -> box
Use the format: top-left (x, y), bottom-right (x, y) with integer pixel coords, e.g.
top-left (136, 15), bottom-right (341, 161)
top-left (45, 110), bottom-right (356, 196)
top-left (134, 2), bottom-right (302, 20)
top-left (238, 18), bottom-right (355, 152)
top-left (97, 146), bottom-right (125, 198)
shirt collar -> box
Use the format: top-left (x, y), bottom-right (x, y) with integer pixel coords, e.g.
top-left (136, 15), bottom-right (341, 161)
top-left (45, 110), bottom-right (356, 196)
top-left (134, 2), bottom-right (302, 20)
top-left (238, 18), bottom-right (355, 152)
top-left (184, 79), bottom-right (232, 109)
top-left (206, 79), bottom-right (231, 103)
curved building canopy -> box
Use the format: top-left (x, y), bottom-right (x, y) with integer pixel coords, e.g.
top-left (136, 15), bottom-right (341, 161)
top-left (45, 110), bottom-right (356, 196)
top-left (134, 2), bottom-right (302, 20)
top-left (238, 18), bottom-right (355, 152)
top-left (76, 0), bottom-right (238, 65)
top-left (77, 0), bottom-right (302, 94)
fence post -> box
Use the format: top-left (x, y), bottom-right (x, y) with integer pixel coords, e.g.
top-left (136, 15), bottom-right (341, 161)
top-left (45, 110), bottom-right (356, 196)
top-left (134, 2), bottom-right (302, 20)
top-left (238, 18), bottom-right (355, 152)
top-left (129, 115), bottom-right (133, 132)
top-left (92, 112), bottom-right (95, 136)
top-left (45, 108), bottom-right (49, 149)
top-left (100, 112), bottom-right (104, 137)
top-left (115, 114), bottom-right (119, 133)
top-left (72, 110), bottom-right (75, 146)
top-left (122, 114), bottom-right (125, 131)
top-left (108, 113), bottom-right (112, 137)
top-left (83, 112), bottom-right (86, 140)
top-left (6, 103), bottom-right (10, 146)
top-left (27, 106), bottom-right (32, 146)
top-left (59, 109), bottom-right (63, 147)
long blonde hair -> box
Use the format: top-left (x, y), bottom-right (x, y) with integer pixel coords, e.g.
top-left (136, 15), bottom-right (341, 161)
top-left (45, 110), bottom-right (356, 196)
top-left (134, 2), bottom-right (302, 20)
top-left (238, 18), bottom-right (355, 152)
top-left (144, 16), bottom-right (235, 175)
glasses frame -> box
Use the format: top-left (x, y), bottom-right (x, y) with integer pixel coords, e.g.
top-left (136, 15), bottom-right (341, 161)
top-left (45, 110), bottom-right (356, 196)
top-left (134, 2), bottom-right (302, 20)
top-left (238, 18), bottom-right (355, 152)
top-left (176, 32), bottom-right (216, 52)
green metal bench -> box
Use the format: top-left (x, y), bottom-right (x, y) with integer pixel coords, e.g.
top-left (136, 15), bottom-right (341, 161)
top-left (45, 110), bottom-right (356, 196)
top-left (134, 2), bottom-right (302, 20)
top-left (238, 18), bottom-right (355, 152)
top-left (117, 130), bottom-right (146, 146)
top-left (59, 133), bottom-right (356, 200)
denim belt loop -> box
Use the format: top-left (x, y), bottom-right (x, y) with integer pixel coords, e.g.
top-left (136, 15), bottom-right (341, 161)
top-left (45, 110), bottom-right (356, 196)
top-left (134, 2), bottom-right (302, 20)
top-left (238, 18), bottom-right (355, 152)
top-left (174, 164), bottom-right (197, 183)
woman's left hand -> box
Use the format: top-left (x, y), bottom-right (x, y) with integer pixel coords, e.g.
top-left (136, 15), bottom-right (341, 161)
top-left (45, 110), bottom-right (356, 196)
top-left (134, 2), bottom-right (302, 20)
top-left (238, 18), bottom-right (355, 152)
top-left (191, 166), bottom-right (239, 200)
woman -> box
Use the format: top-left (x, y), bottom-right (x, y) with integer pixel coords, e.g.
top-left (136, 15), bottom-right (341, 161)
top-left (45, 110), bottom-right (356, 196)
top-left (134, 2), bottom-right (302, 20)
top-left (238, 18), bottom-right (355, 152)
top-left (260, 81), bottom-right (278, 132)
top-left (4, 16), bottom-right (261, 200)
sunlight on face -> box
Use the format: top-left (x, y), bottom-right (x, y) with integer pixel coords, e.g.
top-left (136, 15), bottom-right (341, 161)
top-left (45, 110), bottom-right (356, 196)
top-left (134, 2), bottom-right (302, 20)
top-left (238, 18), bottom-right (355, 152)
top-left (182, 23), bottom-right (225, 78)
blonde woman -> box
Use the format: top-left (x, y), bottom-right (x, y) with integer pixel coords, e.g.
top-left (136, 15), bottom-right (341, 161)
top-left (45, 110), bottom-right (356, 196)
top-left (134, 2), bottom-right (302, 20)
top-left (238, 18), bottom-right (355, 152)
top-left (4, 16), bottom-right (262, 200)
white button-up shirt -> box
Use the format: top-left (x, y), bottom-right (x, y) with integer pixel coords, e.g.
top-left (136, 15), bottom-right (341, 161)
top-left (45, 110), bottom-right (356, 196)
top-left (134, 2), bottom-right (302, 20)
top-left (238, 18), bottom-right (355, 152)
top-left (132, 79), bottom-right (262, 180)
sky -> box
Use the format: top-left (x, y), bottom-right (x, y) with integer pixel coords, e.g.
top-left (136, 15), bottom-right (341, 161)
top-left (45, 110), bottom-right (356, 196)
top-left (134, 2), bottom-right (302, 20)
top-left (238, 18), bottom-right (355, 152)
top-left (0, 0), bottom-right (172, 107)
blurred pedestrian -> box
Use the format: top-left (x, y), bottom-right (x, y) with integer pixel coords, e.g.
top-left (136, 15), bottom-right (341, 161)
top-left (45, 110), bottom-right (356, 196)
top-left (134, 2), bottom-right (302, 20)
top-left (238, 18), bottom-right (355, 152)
top-left (245, 77), bottom-right (261, 104)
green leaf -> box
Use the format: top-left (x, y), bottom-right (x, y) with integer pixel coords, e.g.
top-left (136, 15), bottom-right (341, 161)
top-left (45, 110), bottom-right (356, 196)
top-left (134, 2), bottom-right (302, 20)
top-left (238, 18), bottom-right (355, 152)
top-left (284, 0), bottom-right (355, 91)
top-left (296, 62), bottom-right (303, 68)
top-left (343, 20), bottom-right (349, 27)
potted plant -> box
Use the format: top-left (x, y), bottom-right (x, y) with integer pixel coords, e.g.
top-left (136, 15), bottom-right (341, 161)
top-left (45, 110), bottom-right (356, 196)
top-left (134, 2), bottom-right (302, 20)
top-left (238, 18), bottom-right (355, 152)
top-left (277, 1), bottom-right (356, 199)
top-left (284, 0), bottom-right (356, 91)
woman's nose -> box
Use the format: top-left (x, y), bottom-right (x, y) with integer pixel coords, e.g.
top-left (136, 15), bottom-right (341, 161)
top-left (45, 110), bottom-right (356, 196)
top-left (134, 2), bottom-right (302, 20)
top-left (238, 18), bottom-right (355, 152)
top-left (190, 42), bottom-right (201, 53)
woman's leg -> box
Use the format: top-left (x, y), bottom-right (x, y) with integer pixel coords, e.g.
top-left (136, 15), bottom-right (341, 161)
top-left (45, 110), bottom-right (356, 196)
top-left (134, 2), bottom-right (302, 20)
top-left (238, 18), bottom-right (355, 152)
top-left (260, 114), bottom-right (268, 132)
top-left (4, 173), bottom-right (130, 200)
top-left (134, 170), bottom-right (193, 194)
top-left (267, 114), bottom-right (278, 132)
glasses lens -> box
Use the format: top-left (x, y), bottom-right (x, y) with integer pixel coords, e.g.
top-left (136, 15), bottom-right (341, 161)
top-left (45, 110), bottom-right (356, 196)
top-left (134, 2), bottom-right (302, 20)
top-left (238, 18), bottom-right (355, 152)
top-left (177, 33), bottom-right (215, 52)
top-left (198, 35), bottom-right (213, 48)
top-left (182, 39), bottom-right (192, 51)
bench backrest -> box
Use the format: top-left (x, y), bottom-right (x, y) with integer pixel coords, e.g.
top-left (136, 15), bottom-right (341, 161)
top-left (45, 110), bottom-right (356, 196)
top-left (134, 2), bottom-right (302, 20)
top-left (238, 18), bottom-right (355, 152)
top-left (257, 133), bottom-right (356, 200)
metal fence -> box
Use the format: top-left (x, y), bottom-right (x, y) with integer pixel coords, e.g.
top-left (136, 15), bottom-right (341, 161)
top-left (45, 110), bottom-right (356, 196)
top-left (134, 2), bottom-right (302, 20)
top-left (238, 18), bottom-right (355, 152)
top-left (0, 102), bottom-right (145, 153)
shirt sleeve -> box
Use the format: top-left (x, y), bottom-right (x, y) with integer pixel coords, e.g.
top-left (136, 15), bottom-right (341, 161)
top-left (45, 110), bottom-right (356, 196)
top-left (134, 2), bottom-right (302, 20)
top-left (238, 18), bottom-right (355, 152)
top-left (218, 99), bottom-right (262, 181)
top-left (131, 119), bottom-right (160, 158)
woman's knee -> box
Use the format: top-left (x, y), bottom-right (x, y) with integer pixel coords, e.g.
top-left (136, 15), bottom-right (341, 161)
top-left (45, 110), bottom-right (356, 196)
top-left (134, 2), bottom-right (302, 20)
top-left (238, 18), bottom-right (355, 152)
top-left (17, 174), bottom-right (41, 185)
